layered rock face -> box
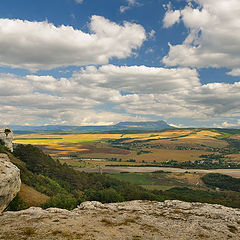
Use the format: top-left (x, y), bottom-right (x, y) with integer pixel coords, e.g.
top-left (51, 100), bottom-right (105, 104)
top-left (0, 127), bottom-right (13, 152)
top-left (0, 154), bottom-right (21, 213)
top-left (0, 200), bottom-right (239, 239)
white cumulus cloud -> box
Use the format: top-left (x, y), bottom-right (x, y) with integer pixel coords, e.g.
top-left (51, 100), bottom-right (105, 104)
top-left (75, 65), bottom-right (200, 94)
top-left (0, 16), bottom-right (146, 71)
top-left (120, 0), bottom-right (139, 13)
top-left (75, 0), bottom-right (83, 4)
top-left (163, 9), bottom-right (181, 28)
top-left (163, 0), bottom-right (240, 70)
top-left (1, 65), bottom-right (240, 126)
top-left (227, 68), bottom-right (240, 77)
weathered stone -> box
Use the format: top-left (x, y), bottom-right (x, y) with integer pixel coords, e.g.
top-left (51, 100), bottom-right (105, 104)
top-left (0, 127), bottom-right (13, 152)
top-left (0, 154), bottom-right (21, 214)
top-left (0, 200), bottom-right (239, 239)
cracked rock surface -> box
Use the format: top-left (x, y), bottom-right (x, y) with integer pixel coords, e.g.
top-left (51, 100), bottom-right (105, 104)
top-left (0, 154), bottom-right (21, 214)
top-left (0, 200), bottom-right (240, 239)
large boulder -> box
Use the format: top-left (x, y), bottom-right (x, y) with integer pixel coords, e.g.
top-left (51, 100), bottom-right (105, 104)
top-left (0, 200), bottom-right (239, 239)
top-left (0, 127), bottom-right (13, 152)
top-left (0, 154), bottom-right (21, 213)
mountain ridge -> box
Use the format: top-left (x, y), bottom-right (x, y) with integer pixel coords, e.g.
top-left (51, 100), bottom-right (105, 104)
top-left (10, 120), bottom-right (174, 133)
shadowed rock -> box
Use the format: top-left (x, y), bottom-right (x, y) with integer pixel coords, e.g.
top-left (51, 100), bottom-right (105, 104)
top-left (0, 154), bottom-right (21, 213)
top-left (0, 127), bottom-right (13, 152)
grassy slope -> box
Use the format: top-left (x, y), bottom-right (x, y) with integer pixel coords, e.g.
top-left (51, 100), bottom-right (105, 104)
top-left (6, 152), bottom-right (50, 207)
top-left (19, 184), bottom-right (49, 206)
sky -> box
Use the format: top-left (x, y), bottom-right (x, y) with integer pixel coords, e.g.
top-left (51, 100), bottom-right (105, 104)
top-left (0, 0), bottom-right (240, 128)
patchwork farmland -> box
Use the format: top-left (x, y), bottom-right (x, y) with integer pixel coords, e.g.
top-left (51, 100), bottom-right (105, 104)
top-left (13, 129), bottom-right (240, 169)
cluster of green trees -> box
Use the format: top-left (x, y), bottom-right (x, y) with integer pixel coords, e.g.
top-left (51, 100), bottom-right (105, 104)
top-left (160, 187), bottom-right (240, 208)
top-left (162, 159), bottom-right (240, 169)
top-left (137, 150), bottom-right (151, 155)
top-left (202, 173), bottom-right (240, 192)
top-left (107, 159), bottom-right (240, 169)
top-left (0, 139), bottom-right (7, 152)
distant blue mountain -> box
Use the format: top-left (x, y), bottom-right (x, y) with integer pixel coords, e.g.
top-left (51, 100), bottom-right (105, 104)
top-left (115, 120), bottom-right (173, 129)
top-left (10, 120), bottom-right (174, 133)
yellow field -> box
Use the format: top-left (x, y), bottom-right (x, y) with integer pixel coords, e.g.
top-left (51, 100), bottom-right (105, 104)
top-left (13, 130), bottom-right (198, 157)
top-left (182, 130), bottom-right (221, 139)
top-left (14, 130), bottom-right (193, 144)
top-left (77, 148), bottom-right (211, 163)
top-left (42, 143), bottom-right (89, 156)
top-left (13, 133), bottom-right (124, 144)
top-left (147, 138), bottom-right (228, 149)
top-left (13, 129), bottom-right (235, 164)
top-left (226, 154), bottom-right (240, 162)
top-left (121, 130), bottom-right (193, 142)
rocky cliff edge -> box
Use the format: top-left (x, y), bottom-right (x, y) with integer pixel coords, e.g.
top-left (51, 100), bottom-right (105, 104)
top-left (0, 127), bottom-right (13, 152)
top-left (0, 200), bottom-right (239, 239)
top-left (0, 153), bottom-right (21, 214)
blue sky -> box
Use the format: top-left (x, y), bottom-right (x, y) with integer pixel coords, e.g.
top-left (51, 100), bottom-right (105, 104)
top-left (0, 0), bottom-right (240, 127)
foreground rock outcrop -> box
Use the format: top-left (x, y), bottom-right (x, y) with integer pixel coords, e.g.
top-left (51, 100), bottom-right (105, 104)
top-left (0, 154), bottom-right (21, 213)
top-left (0, 127), bottom-right (13, 152)
top-left (0, 200), bottom-right (239, 239)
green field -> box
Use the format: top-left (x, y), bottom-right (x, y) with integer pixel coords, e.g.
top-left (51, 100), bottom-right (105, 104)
top-left (108, 171), bottom-right (205, 191)
top-left (108, 173), bottom-right (154, 185)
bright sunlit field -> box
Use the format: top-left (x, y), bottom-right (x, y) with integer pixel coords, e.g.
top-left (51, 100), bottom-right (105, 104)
top-left (13, 129), bottom-right (239, 166)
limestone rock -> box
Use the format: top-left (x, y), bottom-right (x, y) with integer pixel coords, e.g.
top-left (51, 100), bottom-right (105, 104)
top-left (0, 200), bottom-right (239, 239)
top-left (0, 154), bottom-right (21, 213)
top-left (0, 127), bottom-right (13, 152)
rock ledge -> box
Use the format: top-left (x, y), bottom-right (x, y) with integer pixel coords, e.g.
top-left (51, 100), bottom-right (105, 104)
top-left (0, 200), bottom-right (240, 239)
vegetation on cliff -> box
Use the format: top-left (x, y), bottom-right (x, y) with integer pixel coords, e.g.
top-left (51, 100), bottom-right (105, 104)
top-left (10, 144), bottom-right (162, 209)
top-left (202, 173), bottom-right (240, 192)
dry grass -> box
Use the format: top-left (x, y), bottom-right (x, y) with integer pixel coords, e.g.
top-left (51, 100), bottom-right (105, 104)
top-left (19, 183), bottom-right (49, 206)
top-left (78, 148), bottom-right (211, 163)
top-left (123, 130), bottom-right (193, 142)
top-left (226, 153), bottom-right (240, 162)
top-left (147, 138), bottom-right (228, 148)
top-left (22, 227), bottom-right (35, 236)
top-left (182, 130), bottom-right (220, 139)
top-left (101, 217), bottom-right (139, 227)
top-left (101, 218), bottom-right (115, 226)
top-left (167, 172), bottom-right (204, 186)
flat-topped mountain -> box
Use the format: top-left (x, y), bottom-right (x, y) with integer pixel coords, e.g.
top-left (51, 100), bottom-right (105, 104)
top-left (115, 120), bottom-right (173, 129)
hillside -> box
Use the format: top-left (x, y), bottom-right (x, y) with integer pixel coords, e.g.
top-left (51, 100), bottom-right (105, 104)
top-left (1, 130), bottom-right (240, 239)
top-left (1, 137), bottom-right (240, 210)
top-left (5, 144), bottom-right (164, 210)
top-left (114, 120), bottom-right (174, 130)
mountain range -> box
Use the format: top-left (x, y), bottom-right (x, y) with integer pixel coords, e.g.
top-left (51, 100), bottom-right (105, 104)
top-left (10, 120), bottom-right (174, 133)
